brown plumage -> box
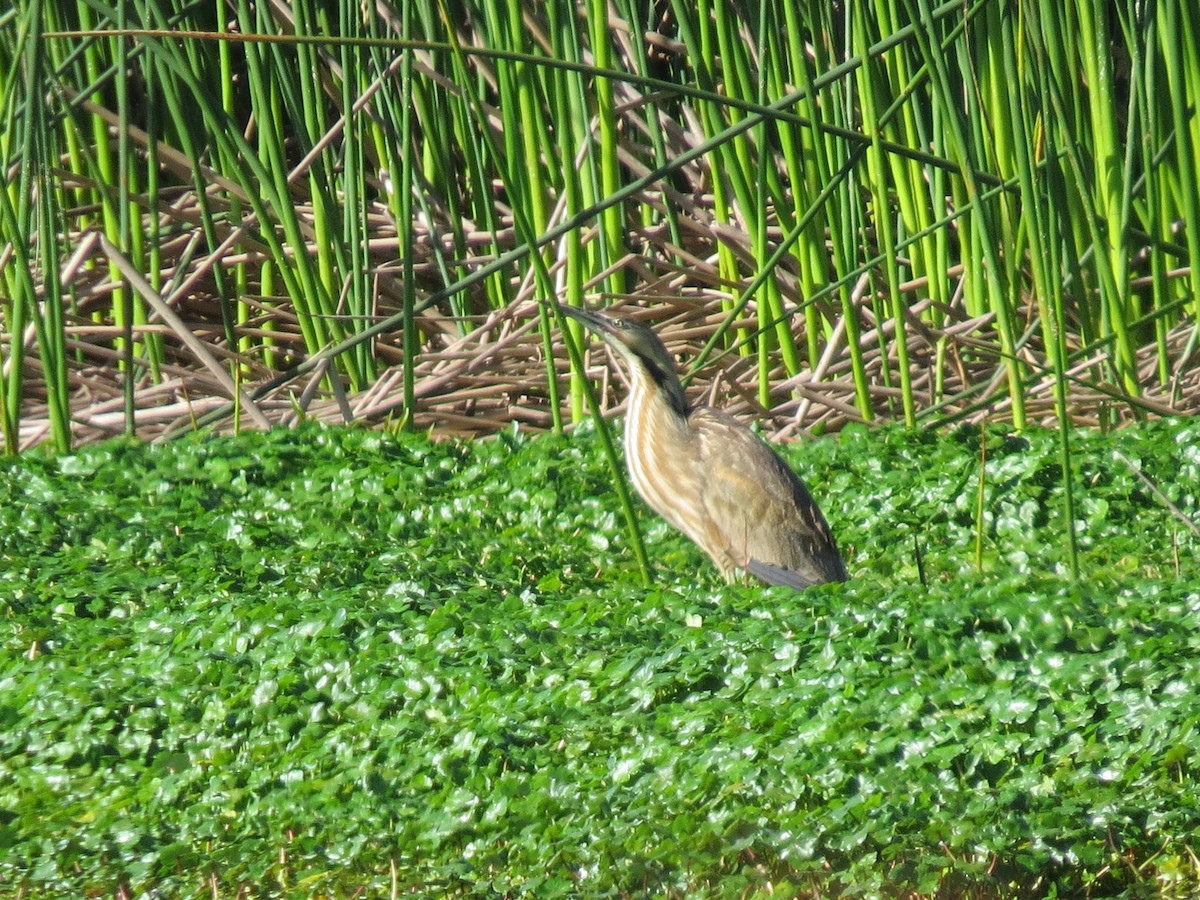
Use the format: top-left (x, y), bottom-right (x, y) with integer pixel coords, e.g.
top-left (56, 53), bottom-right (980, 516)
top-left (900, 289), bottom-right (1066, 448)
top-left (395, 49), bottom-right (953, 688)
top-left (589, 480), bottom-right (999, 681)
top-left (560, 304), bottom-right (848, 590)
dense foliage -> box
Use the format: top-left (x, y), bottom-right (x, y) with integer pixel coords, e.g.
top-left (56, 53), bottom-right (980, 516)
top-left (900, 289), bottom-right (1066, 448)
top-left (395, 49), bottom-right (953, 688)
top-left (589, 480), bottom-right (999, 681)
top-left (3, 1), bottom-right (1197, 451)
top-left (1, 421), bottom-right (1198, 896)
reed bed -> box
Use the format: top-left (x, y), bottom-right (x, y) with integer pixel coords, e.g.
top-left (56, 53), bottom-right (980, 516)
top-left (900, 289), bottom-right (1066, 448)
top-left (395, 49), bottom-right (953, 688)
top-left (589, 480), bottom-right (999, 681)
top-left (1, 0), bottom-right (1197, 453)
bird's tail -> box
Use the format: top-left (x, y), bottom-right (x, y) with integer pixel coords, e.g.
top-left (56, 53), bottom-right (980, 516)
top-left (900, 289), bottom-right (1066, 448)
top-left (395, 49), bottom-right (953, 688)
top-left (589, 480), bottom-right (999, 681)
top-left (745, 559), bottom-right (819, 591)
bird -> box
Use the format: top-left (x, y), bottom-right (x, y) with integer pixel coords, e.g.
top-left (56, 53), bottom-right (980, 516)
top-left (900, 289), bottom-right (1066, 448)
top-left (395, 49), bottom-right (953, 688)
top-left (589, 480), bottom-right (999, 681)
top-left (559, 303), bottom-right (848, 590)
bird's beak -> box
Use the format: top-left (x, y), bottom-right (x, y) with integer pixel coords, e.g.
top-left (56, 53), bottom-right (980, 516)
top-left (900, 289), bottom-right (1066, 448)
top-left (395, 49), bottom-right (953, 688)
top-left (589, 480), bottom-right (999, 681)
top-left (557, 303), bottom-right (613, 339)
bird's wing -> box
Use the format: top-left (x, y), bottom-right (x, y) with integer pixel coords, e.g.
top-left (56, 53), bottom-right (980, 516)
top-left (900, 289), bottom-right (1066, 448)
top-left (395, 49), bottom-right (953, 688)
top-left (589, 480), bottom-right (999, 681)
top-left (691, 407), bottom-right (846, 586)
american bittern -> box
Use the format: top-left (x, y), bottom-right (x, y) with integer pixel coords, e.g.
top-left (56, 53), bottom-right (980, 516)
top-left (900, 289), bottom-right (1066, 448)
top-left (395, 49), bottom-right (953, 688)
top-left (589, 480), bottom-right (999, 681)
top-left (560, 304), bottom-right (848, 590)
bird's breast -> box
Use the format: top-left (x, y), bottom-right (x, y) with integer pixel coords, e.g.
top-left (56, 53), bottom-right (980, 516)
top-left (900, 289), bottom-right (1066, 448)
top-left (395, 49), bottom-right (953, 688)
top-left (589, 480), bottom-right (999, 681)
top-left (623, 381), bottom-right (710, 551)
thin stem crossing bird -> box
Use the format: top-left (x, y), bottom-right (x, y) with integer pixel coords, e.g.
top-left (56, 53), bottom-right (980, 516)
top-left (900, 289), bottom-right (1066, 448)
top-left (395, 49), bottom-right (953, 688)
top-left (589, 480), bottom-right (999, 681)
top-left (560, 304), bottom-right (848, 590)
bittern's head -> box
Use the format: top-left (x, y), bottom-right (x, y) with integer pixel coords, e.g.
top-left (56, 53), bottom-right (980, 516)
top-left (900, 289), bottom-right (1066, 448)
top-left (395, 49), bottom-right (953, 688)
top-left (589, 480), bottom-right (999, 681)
top-left (558, 304), bottom-right (687, 415)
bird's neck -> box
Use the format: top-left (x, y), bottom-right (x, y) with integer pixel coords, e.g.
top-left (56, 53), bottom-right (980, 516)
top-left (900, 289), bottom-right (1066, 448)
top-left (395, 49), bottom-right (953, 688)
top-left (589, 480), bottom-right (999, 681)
top-left (632, 359), bottom-right (689, 420)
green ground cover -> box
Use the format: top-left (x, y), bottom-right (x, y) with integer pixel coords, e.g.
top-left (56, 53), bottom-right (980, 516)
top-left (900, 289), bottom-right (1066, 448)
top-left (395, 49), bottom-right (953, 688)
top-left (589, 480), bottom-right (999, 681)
top-left (1, 421), bottom-right (1198, 897)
